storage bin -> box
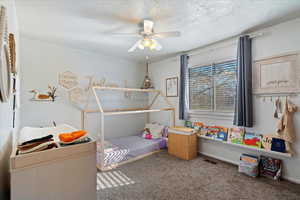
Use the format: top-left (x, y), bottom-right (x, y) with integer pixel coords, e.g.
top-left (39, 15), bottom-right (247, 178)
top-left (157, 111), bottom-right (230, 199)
top-left (168, 127), bottom-right (197, 160)
top-left (238, 154), bottom-right (259, 177)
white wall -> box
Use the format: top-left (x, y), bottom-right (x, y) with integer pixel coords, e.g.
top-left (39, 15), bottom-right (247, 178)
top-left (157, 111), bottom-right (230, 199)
top-left (0, 0), bottom-right (19, 199)
top-left (20, 37), bottom-right (147, 140)
top-left (149, 17), bottom-right (300, 183)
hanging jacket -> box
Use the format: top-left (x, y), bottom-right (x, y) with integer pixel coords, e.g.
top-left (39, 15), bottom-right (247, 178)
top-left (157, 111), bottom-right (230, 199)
top-left (276, 98), bottom-right (298, 143)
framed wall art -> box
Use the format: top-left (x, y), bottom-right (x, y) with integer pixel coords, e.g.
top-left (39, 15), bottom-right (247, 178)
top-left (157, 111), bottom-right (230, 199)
top-left (166, 77), bottom-right (178, 97)
top-left (253, 53), bottom-right (300, 95)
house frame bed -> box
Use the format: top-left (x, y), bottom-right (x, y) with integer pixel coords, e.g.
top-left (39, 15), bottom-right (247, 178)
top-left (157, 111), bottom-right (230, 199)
top-left (81, 86), bottom-right (175, 171)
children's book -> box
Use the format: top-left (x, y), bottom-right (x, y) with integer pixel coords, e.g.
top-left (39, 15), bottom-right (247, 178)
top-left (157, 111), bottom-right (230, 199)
top-left (216, 131), bottom-right (228, 141)
top-left (228, 128), bottom-right (244, 144)
top-left (206, 126), bottom-right (220, 139)
top-left (243, 132), bottom-right (262, 148)
top-left (198, 126), bottom-right (208, 136)
top-left (214, 126), bottom-right (228, 141)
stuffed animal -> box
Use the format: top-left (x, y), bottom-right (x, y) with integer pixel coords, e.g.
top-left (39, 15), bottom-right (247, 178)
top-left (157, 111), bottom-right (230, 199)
top-left (142, 128), bottom-right (153, 139)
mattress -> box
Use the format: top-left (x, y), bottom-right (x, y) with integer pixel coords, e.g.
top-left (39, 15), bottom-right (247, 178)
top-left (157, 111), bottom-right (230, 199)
top-left (97, 136), bottom-right (167, 167)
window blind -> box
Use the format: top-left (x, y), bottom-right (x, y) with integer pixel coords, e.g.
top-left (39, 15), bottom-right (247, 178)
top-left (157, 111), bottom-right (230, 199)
top-left (188, 60), bottom-right (237, 112)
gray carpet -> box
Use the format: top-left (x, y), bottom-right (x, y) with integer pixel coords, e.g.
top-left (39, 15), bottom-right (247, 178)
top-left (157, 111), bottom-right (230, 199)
top-left (97, 151), bottom-right (300, 200)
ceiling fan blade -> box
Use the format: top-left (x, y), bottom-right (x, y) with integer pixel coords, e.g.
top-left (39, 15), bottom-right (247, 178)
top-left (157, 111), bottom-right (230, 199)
top-left (110, 33), bottom-right (141, 37)
top-left (153, 31), bottom-right (181, 38)
top-left (128, 39), bottom-right (142, 52)
top-left (143, 19), bottom-right (154, 34)
top-left (156, 41), bottom-right (162, 51)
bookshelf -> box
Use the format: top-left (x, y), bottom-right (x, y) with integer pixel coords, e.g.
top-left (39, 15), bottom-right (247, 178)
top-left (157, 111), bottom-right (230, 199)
top-left (198, 135), bottom-right (292, 158)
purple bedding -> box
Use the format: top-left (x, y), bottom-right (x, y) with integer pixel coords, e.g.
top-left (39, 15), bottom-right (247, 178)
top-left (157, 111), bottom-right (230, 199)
top-left (108, 136), bottom-right (166, 157)
top-left (98, 136), bottom-right (167, 167)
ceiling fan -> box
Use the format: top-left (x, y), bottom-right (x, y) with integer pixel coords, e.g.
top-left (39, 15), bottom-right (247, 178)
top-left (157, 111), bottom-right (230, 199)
top-left (113, 19), bottom-right (181, 52)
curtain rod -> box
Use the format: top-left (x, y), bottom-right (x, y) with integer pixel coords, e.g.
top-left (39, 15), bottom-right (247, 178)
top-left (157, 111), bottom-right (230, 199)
top-left (149, 32), bottom-right (264, 64)
top-left (183, 32), bottom-right (265, 57)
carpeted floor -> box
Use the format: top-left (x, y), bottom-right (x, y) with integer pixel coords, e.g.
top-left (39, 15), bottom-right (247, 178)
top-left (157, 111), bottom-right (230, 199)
top-left (97, 151), bottom-right (300, 200)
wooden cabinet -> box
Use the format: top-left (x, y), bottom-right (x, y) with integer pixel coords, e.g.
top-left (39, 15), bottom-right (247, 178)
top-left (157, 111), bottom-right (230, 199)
top-left (168, 127), bottom-right (198, 160)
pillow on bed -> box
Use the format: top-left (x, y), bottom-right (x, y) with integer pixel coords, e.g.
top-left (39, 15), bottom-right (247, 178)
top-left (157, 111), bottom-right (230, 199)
top-left (144, 123), bottom-right (164, 139)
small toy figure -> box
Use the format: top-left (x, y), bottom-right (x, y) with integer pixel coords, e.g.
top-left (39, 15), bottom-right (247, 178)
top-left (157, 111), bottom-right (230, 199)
top-left (142, 128), bottom-right (153, 139)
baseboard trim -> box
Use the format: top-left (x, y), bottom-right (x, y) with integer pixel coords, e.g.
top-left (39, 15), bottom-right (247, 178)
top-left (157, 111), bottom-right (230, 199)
top-left (198, 151), bottom-right (300, 184)
top-left (283, 176), bottom-right (300, 184)
top-left (199, 151), bottom-right (239, 165)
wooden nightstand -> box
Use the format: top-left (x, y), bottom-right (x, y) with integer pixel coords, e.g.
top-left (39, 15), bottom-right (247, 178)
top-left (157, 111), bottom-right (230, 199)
top-left (168, 127), bottom-right (198, 160)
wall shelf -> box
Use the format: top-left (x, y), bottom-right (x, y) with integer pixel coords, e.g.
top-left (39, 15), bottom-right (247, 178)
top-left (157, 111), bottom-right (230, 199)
top-left (198, 135), bottom-right (292, 158)
top-left (104, 108), bottom-right (174, 116)
top-left (30, 98), bottom-right (54, 102)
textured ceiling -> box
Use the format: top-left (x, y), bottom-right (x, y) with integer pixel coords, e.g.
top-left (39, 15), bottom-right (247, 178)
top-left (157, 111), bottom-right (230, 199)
top-left (16, 0), bottom-right (300, 62)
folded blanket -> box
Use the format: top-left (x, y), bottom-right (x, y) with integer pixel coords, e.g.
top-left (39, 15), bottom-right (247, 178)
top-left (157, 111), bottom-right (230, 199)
top-left (18, 141), bottom-right (58, 155)
top-left (18, 138), bottom-right (54, 151)
top-left (60, 137), bottom-right (91, 147)
top-left (59, 130), bottom-right (87, 143)
top-left (20, 135), bottom-right (53, 146)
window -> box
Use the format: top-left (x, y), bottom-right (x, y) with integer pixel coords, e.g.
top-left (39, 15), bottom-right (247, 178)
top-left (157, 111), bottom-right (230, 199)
top-left (188, 60), bottom-right (237, 112)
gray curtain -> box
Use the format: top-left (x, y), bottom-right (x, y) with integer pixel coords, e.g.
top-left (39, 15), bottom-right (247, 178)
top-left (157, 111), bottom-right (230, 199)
top-left (179, 54), bottom-right (189, 120)
top-left (233, 36), bottom-right (253, 127)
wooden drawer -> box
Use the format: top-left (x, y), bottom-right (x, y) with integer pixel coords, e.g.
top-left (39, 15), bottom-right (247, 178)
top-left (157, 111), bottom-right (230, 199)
top-left (168, 132), bottom-right (197, 160)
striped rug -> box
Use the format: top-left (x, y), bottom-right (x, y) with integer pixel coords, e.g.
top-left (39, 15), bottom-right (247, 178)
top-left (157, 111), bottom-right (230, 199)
top-left (97, 170), bottom-right (135, 190)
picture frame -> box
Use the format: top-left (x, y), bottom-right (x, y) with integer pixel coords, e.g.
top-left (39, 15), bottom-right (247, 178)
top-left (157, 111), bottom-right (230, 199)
top-left (253, 53), bottom-right (300, 95)
top-left (0, 44), bottom-right (11, 102)
top-left (166, 77), bottom-right (178, 97)
top-left (0, 6), bottom-right (11, 103)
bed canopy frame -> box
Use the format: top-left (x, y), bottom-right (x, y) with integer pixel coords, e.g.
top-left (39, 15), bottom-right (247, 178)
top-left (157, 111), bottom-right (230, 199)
top-left (81, 86), bottom-right (175, 170)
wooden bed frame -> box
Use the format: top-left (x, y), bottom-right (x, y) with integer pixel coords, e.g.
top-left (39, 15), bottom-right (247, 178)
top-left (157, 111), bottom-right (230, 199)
top-left (97, 149), bottom-right (163, 171)
top-left (81, 86), bottom-right (175, 171)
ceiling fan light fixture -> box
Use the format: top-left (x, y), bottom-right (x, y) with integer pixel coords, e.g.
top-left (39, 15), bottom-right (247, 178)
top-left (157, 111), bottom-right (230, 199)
top-left (149, 40), bottom-right (157, 50)
top-left (142, 38), bottom-right (152, 47)
top-left (138, 41), bottom-right (144, 49)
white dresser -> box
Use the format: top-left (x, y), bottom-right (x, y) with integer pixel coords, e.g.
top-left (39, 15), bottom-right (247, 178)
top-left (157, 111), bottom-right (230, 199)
top-left (10, 141), bottom-right (97, 200)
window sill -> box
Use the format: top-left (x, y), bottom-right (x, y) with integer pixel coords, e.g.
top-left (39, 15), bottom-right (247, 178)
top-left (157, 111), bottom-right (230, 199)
top-left (188, 110), bottom-right (234, 120)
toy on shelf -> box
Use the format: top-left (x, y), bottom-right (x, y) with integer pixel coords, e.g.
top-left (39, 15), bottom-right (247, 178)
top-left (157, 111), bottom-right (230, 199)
top-left (262, 134), bottom-right (276, 150)
top-left (185, 120), bottom-right (194, 128)
top-left (228, 127), bottom-right (245, 144)
top-left (193, 122), bottom-right (204, 131)
top-left (243, 132), bottom-right (262, 148)
top-left (198, 126), bottom-right (208, 136)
